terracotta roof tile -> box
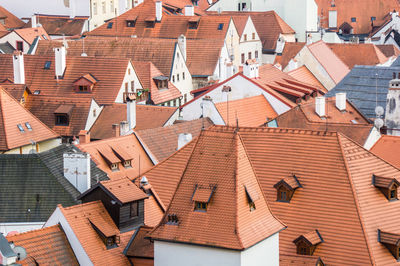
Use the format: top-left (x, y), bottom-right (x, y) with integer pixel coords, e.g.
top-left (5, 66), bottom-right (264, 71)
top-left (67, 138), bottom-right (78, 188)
top-left (101, 177), bottom-right (148, 204)
top-left (59, 201), bottom-right (132, 265)
top-left (376, 44), bottom-right (400, 58)
top-left (379, 230), bottom-right (400, 246)
top-left (89, 103), bottom-right (176, 140)
top-left (24, 14), bottom-right (88, 36)
top-left (274, 42), bottom-right (305, 69)
top-left (280, 254), bottom-right (324, 266)
top-left (0, 6), bottom-right (24, 29)
top-left (163, 0), bottom-right (210, 15)
top-left (6, 225), bottom-right (78, 265)
top-left (125, 226), bottom-right (154, 258)
top-left (370, 135), bottom-right (400, 168)
top-left (0, 84), bottom-right (29, 102)
top-left (149, 129), bottom-right (285, 250)
top-left (288, 66), bottom-right (327, 93)
top-left (0, 88), bottom-right (59, 151)
top-left (13, 27), bottom-right (50, 45)
top-left (295, 230), bottom-right (323, 246)
top-left (215, 94), bottom-right (278, 127)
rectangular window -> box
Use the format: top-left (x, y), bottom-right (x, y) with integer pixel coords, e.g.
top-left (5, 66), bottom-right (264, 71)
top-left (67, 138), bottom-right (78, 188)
top-left (93, 2), bottom-right (98, 15)
top-left (130, 202), bottom-right (139, 218)
top-left (244, 34), bottom-right (247, 41)
top-left (371, 16), bottom-right (376, 21)
top-left (177, 74), bottom-right (180, 81)
top-left (218, 23), bottom-right (224, 30)
top-left (111, 163), bottom-right (119, 171)
top-left (126, 20), bottom-right (136, 27)
top-left (182, 72), bottom-right (185, 80)
top-left (255, 50), bottom-right (258, 58)
top-left (107, 22), bottom-right (113, 29)
top-left (248, 52), bottom-right (252, 59)
top-left (252, 32), bottom-right (255, 40)
top-left (351, 17), bottom-right (356, 22)
top-left (55, 115), bottom-right (69, 126)
top-left (16, 41), bottom-right (23, 52)
top-left (184, 93), bottom-right (187, 103)
top-left (241, 53), bottom-right (245, 64)
top-left (172, 75), bottom-right (175, 82)
top-left (125, 82), bottom-right (128, 91)
top-left (194, 202), bottom-right (208, 211)
top-left (131, 81), bottom-right (134, 91)
top-left (79, 85), bottom-right (88, 92)
top-left (102, 1), bottom-right (106, 14)
top-left (328, 10), bottom-right (337, 28)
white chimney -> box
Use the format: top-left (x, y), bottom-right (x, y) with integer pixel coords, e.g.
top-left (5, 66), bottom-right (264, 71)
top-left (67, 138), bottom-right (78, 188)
top-left (127, 96), bottom-right (136, 130)
top-left (54, 46), bottom-right (66, 78)
top-left (243, 61), bottom-right (259, 79)
top-left (120, 121), bottom-right (129, 135)
top-left (63, 152), bottom-right (91, 193)
top-left (335, 92), bottom-right (346, 111)
top-left (185, 5), bottom-right (194, 16)
top-left (178, 133), bottom-right (192, 150)
top-left (156, 1), bottom-right (162, 22)
top-left (31, 15), bottom-right (37, 28)
top-left (315, 97), bottom-right (326, 117)
top-left (201, 96), bottom-right (214, 118)
top-left (178, 35), bottom-right (186, 61)
top-left (13, 51), bottom-right (25, 84)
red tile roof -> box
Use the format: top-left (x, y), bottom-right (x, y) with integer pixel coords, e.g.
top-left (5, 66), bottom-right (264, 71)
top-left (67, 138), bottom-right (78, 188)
top-left (307, 41), bottom-right (350, 84)
top-left (125, 226), bottom-right (154, 258)
top-left (327, 43), bottom-right (388, 69)
top-left (100, 177), bottom-right (148, 204)
top-left (215, 94), bottom-right (278, 126)
top-left (89, 103), bottom-right (177, 139)
top-left (6, 225), bottom-right (78, 265)
top-left (24, 15), bottom-right (88, 36)
top-left (0, 83), bottom-right (29, 102)
top-left (0, 6), bottom-right (24, 29)
top-left (370, 135), bottom-right (400, 168)
top-left (149, 129), bottom-right (285, 250)
top-left (0, 88), bottom-right (59, 151)
top-left (280, 254), bottom-right (324, 266)
top-left (135, 118), bottom-right (214, 162)
top-left (58, 201), bottom-right (132, 265)
top-left (288, 66), bottom-right (327, 92)
top-left (274, 42), bottom-right (306, 69)
top-left (163, 0), bottom-right (210, 15)
top-left (376, 44), bottom-right (400, 58)
top-left (140, 125), bottom-right (400, 264)
top-left (13, 27), bottom-right (50, 45)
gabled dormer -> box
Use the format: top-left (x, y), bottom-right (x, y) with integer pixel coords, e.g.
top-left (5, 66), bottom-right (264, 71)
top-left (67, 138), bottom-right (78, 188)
top-left (274, 175), bottom-right (302, 202)
top-left (111, 145), bottom-right (134, 169)
top-left (126, 15), bottom-right (137, 27)
top-left (73, 73), bottom-right (97, 93)
top-left (293, 230), bottom-right (324, 256)
top-left (89, 216), bottom-right (120, 249)
top-left (191, 184), bottom-right (216, 212)
top-left (153, 75), bottom-right (169, 90)
top-left (145, 17), bottom-right (156, 28)
top-left (244, 185), bottom-right (259, 211)
top-left (97, 145), bottom-right (121, 171)
top-left (372, 174), bottom-right (400, 201)
top-left (188, 16), bottom-right (200, 29)
top-left (378, 229), bottom-right (400, 260)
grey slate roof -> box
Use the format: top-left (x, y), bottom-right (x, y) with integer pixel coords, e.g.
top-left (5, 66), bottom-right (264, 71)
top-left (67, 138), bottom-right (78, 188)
top-left (0, 42), bottom-right (15, 54)
top-left (0, 144), bottom-right (108, 223)
top-left (326, 65), bottom-right (400, 118)
top-left (0, 233), bottom-right (15, 258)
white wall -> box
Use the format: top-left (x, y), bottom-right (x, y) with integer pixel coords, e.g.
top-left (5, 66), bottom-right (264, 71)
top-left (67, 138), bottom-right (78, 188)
top-left (364, 127), bottom-right (381, 150)
top-left (154, 241), bottom-right (241, 266)
top-left (240, 233), bottom-right (279, 266)
top-left (3, 138), bottom-right (61, 154)
top-left (90, 0), bottom-right (120, 29)
top-left (115, 61), bottom-right (143, 103)
top-left (85, 99), bottom-right (104, 131)
top-left (0, 32), bottom-right (30, 54)
top-left (45, 207), bottom-right (93, 266)
top-left (0, 222), bottom-right (44, 235)
top-left (171, 43), bottom-right (193, 104)
top-left (238, 17), bottom-right (262, 64)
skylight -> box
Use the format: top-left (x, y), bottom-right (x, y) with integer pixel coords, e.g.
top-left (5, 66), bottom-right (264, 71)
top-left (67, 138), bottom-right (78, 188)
top-left (17, 124), bottom-right (24, 132)
top-left (25, 122), bottom-right (32, 131)
top-left (107, 22), bottom-right (113, 29)
top-left (44, 61), bottom-right (51, 69)
top-left (33, 90), bottom-right (40, 95)
top-left (218, 23), bottom-right (224, 30)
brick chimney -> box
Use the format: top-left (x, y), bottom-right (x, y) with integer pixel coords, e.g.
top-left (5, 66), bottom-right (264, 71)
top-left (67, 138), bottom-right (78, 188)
top-left (112, 124), bottom-right (120, 137)
top-left (12, 51), bottom-right (25, 84)
top-left (78, 130), bottom-right (90, 144)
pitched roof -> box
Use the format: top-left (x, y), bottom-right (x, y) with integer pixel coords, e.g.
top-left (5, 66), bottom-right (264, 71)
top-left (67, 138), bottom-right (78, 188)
top-left (280, 254), bottom-right (324, 266)
top-left (135, 118), bottom-right (213, 162)
top-left (25, 15), bottom-right (88, 36)
top-left (163, 0), bottom-right (210, 15)
top-left (77, 134), bottom-right (154, 180)
top-left (186, 38), bottom-right (224, 76)
top-left (0, 6), bottom-right (24, 29)
top-left (326, 65), bottom-right (400, 118)
top-left (274, 42), bottom-right (305, 69)
top-left (13, 27), bottom-right (50, 45)
top-left (100, 177), bottom-right (148, 204)
top-left (141, 125), bottom-right (400, 264)
top-left (89, 103), bottom-right (177, 140)
top-left (288, 66), bottom-right (326, 92)
top-left (0, 54), bottom-right (131, 105)
top-left (215, 94), bottom-right (278, 126)
top-left (327, 43), bottom-right (388, 69)
top-left (370, 135), bottom-right (400, 168)
top-left (124, 226), bottom-right (154, 259)
top-left (58, 201), bottom-right (133, 265)
top-left (376, 44), bottom-right (400, 58)
top-left (0, 84), bottom-right (29, 102)
top-left (307, 41), bottom-right (350, 84)
top-left (133, 61), bottom-right (181, 104)
top-left (149, 129), bottom-right (285, 250)
top-left (0, 88), bottom-right (59, 151)
top-left (6, 225), bottom-right (78, 265)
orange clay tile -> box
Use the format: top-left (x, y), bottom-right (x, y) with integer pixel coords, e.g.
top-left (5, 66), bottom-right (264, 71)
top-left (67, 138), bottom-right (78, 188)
top-left (0, 6), bottom-right (25, 29)
top-left (370, 135), bottom-right (400, 168)
top-left (101, 177), bottom-right (148, 204)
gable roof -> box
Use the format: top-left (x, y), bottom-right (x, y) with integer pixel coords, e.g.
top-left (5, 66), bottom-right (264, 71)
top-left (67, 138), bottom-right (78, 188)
top-left (89, 103), bottom-right (177, 140)
top-left (327, 43), bottom-right (388, 69)
top-left (24, 14), bottom-right (88, 36)
top-left (13, 27), bottom-right (50, 45)
top-left (0, 83), bottom-right (29, 101)
top-left (307, 41), bottom-right (350, 84)
top-left (149, 129), bottom-right (285, 250)
top-left (376, 44), bottom-right (400, 58)
top-left (0, 6), bottom-right (24, 30)
top-left (6, 225), bottom-right (78, 265)
top-left (99, 177), bottom-right (148, 204)
top-left (288, 65), bottom-right (326, 92)
top-left (135, 118), bottom-right (214, 162)
top-left (370, 135), bottom-right (400, 168)
top-left (0, 88), bottom-right (59, 151)
top-left (274, 42), bottom-right (305, 69)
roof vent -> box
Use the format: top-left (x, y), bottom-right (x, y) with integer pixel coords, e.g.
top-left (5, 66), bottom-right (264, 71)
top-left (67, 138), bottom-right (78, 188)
top-left (140, 176), bottom-right (149, 187)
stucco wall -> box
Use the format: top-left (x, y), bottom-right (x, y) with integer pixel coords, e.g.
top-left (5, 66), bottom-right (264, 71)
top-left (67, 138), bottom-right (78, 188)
top-left (4, 138), bottom-right (61, 154)
top-left (171, 43), bottom-right (193, 104)
top-left (240, 233), bottom-right (279, 266)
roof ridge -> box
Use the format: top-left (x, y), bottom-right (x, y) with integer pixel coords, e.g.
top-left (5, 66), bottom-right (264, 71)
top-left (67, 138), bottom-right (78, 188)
top-left (234, 132), bottom-right (244, 249)
top-left (0, 89), bottom-right (8, 150)
top-left (336, 133), bottom-right (375, 265)
top-left (7, 224), bottom-right (60, 238)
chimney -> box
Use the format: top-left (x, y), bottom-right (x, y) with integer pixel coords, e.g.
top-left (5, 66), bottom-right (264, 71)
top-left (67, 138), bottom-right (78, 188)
top-left (78, 130), bottom-right (90, 144)
top-left (112, 124), bottom-right (120, 137)
top-left (385, 74), bottom-right (400, 135)
top-left (63, 152), bottom-right (91, 193)
top-left (31, 14), bottom-right (37, 28)
top-left (178, 35), bottom-right (186, 61)
top-left (184, 5), bottom-right (194, 16)
top-left (201, 96), bottom-right (214, 118)
top-left (12, 51), bottom-right (25, 84)
top-left (178, 133), bottom-right (192, 150)
top-left (335, 92), bottom-right (346, 111)
top-left (315, 97), bottom-right (326, 117)
top-left (243, 60), bottom-right (259, 79)
top-left (120, 121), bottom-right (129, 135)
top-left (126, 94), bottom-right (136, 130)
top-left (54, 46), bottom-right (66, 78)
top-left (156, 1), bottom-right (162, 22)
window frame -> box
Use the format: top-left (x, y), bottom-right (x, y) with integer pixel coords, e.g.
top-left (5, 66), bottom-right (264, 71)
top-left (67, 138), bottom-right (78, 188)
top-left (194, 201), bottom-right (208, 212)
top-left (16, 41), bottom-right (23, 52)
top-left (55, 114), bottom-right (69, 126)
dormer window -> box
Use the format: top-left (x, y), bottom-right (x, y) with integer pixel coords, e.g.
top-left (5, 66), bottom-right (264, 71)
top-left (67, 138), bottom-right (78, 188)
top-left (111, 163), bottom-right (119, 171)
top-left (73, 74), bottom-right (97, 93)
top-left (145, 17), bottom-right (155, 28)
top-left (98, 147), bottom-right (121, 172)
top-left (372, 174), bottom-right (400, 201)
top-left (192, 185), bottom-right (216, 212)
top-left (274, 175), bottom-right (302, 202)
top-left (25, 122), bottom-right (32, 131)
top-left (218, 23), bottom-right (224, 30)
top-left (123, 160), bottom-right (132, 168)
top-left (245, 185), bottom-right (259, 212)
top-left (188, 17), bottom-right (200, 29)
top-left (293, 230), bottom-right (323, 256)
top-left (89, 217), bottom-right (120, 249)
top-left (126, 15), bottom-right (137, 27)
top-left (153, 76), bottom-right (169, 89)
top-left (17, 124), bottom-right (24, 132)
top-left (54, 104), bottom-right (73, 126)
top-left (378, 230), bottom-right (400, 260)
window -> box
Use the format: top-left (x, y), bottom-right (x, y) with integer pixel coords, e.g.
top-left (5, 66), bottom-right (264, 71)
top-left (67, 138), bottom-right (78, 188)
top-left (244, 34), bottom-right (247, 41)
top-left (371, 16), bottom-right (376, 21)
top-left (280, 191), bottom-right (287, 201)
top-left (248, 52), bottom-right (252, 59)
top-left (123, 160), bottom-right (131, 168)
top-left (249, 201), bottom-right (256, 212)
top-left (177, 74), bottom-right (180, 81)
top-left (78, 85), bottom-right (89, 92)
top-left (182, 72), bottom-right (185, 80)
top-left (93, 2), bottom-right (97, 15)
top-left (184, 93), bottom-right (187, 103)
top-left (298, 245), bottom-right (310, 255)
top-left (16, 41), bottom-right (23, 52)
top-left (17, 124), bottom-right (24, 132)
top-left (130, 201), bottom-right (139, 218)
top-left (41, 34), bottom-right (47, 40)
top-left (125, 82), bottom-right (128, 91)
top-left (328, 10), bottom-right (337, 28)
top-left (131, 81), bottom-right (134, 91)
top-left (390, 188), bottom-right (397, 200)
top-left (44, 61), bottom-right (51, 69)
top-left (93, 109), bottom-right (97, 117)
top-left (241, 53), bottom-right (245, 64)
top-left (111, 163), bottom-right (119, 171)
top-left (102, 1), bottom-right (106, 14)
top-left (351, 17), bottom-right (356, 22)
top-left (126, 20), bottom-right (136, 27)
top-left (128, 68), bottom-right (131, 75)
top-left (107, 22), bottom-right (113, 29)
top-left (218, 23), bottom-right (224, 30)
top-left (172, 75), bottom-right (175, 82)
top-left (188, 21), bottom-right (199, 29)
top-left (194, 202), bottom-right (208, 211)
top-left (252, 32), bottom-right (255, 40)
top-left (25, 122), bottom-right (32, 131)
top-left (55, 114), bottom-right (69, 126)
top-left (255, 50), bottom-right (258, 59)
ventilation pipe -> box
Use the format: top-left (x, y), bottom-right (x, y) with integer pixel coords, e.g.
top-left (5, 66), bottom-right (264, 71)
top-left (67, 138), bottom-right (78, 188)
top-left (315, 97), bottom-right (326, 117)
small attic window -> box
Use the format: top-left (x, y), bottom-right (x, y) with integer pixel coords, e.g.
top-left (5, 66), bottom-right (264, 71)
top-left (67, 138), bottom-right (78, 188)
top-left (378, 230), bottom-right (400, 260)
top-left (372, 174), bottom-right (400, 201)
top-left (25, 122), bottom-right (32, 131)
top-left (123, 160), bottom-right (132, 168)
top-left (293, 230), bottom-right (323, 256)
top-left (44, 61), bottom-right (51, 69)
top-left (218, 23), bottom-right (224, 30)
top-left (17, 124), bottom-right (25, 132)
top-left (245, 185), bottom-right (259, 212)
top-left (371, 16), bottom-right (376, 21)
top-left (153, 76), bottom-right (169, 89)
top-left (111, 163), bottom-right (119, 171)
top-left (107, 22), bottom-right (113, 29)
top-left (126, 20), bottom-right (136, 27)
top-left (145, 17), bottom-right (155, 28)
top-left (192, 185), bottom-right (216, 212)
top-left (274, 175), bottom-right (302, 202)
top-left (351, 17), bottom-right (356, 22)
top-left (89, 218), bottom-right (120, 249)
top-left (33, 90), bottom-right (40, 95)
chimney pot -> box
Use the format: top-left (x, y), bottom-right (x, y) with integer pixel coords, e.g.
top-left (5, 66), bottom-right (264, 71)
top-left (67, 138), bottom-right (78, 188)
top-left (336, 93), bottom-right (346, 111)
top-left (78, 130), bottom-right (90, 144)
top-left (315, 96), bottom-right (326, 117)
top-left (156, 1), bottom-right (162, 22)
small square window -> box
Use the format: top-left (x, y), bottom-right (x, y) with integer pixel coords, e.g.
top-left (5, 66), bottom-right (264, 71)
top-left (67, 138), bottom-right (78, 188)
top-left (194, 201), bottom-right (208, 211)
top-left (123, 160), bottom-right (131, 168)
top-left (111, 163), bottom-right (119, 171)
top-left (107, 22), bottom-right (113, 29)
top-left (390, 189), bottom-right (397, 199)
top-left (17, 124), bottom-right (24, 132)
top-left (44, 61), bottom-right (51, 69)
top-left (351, 17), bottom-right (356, 22)
top-left (126, 20), bottom-right (136, 27)
top-left (249, 201), bottom-right (256, 212)
top-left (371, 16), bottom-right (376, 21)
top-left (25, 122), bottom-right (32, 131)
top-left (218, 23), bottom-right (224, 30)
